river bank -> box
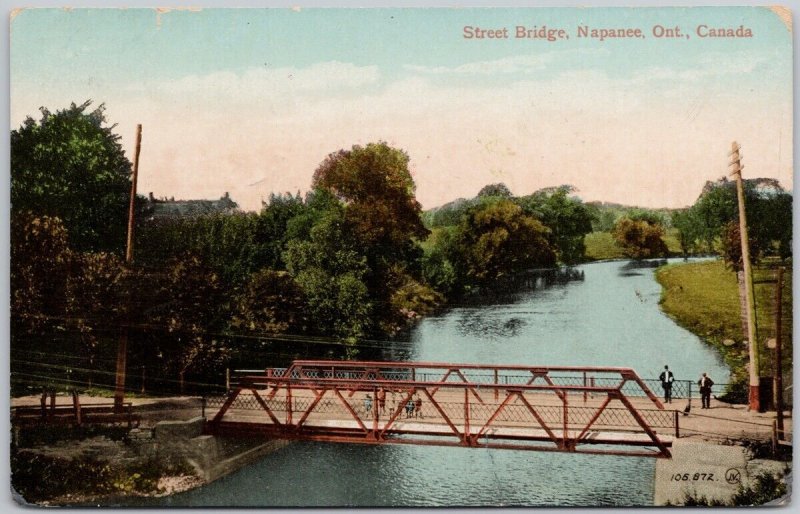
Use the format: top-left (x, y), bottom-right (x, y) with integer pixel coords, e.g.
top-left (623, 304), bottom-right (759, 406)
top-left (656, 259), bottom-right (793, 393)
top-left (10, 395), bottom-right (290, 507)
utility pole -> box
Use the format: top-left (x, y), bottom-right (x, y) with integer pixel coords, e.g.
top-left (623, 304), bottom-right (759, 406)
top-left (114, 124), bottom-right (142, 412)
top-left (729, 141), bottom-right (760, 411)
top-left (773, 267), bottom-right (784, 437)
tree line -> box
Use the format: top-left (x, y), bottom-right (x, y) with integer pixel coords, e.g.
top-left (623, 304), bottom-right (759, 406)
top-left (10, 102), bottom-right (581, 391)
top-left (10, 101), bottom-right (792, 392)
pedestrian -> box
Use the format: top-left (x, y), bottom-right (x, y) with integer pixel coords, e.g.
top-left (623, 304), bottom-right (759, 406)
top-left (405, 397), bottom-right (414, 418)
top-left (377, 387), bottom-right (386, 413)
top-left (698, 373), bottom-right (714, 409)
top-left (414, 395), bottom-right (422, 418)
top-left (659, 365), bottom-right (674, 403)
top-left (364, 394), bottom-right (372, 414)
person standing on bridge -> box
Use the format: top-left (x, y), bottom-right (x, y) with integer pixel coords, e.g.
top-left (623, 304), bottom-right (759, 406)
top-left (364, 394), bottom-right (373, 415)
top-left (659, 365), bottom-right (674, 403)
top-left (377, 387), bottom-right (386, 414)
top-left (414, 395), bottom-right (422, 418)
top-left (698, 373), bottom-right (714, 409)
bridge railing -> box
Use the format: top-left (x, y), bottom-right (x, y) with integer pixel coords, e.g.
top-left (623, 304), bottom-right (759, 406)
top-left (233, 360), bottom-right (666, 410)
top-left (212, 360), bottom-right (674, 458)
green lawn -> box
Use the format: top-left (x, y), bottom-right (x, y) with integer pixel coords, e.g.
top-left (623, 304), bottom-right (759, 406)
top-left (583, 232), bottom-right (625, 260)
top-left (656, 259), bottom-right (792, 387)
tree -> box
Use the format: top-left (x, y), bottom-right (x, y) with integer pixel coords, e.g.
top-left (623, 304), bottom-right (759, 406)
top-left (10, 212), bottom-right (72, 334)
top-left (230, 269), bottom-right (308, 335)
top-left (675, 177), bottom-right (792, 259)
top-left (64, 251), bottom-right (132, 386)
top-left (612, 217), bottom-right (668, 259)
top-left (312, 142), bottom-right (429, 250)
top-left (719, 221), bottom-right (764, 271)
top-left (671, 209), bottom-right (702, 257)
top-left (456, 199), bottom-right (556, 286)
top-left (477, 183), bottom-right (512, 198)
top-left (151, 254), bottom-right (229, 393)
top-left (518, 186), bottom-right (594, 264)
top-left (284, 209), bottom-right (373, 340)
top-left (312, 142), bottom-right (431, 332)
top-left (11, 101), bottom-right (132, 252)
top-left (256, 192), bottom-right (306, 270)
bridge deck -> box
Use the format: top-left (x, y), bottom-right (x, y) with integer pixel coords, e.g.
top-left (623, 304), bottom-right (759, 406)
top-left (207, 361), bottom-right (676, 458)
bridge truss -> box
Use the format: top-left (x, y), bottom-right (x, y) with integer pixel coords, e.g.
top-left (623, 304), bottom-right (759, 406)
top-left (207, 360), bottom-right (675, 458)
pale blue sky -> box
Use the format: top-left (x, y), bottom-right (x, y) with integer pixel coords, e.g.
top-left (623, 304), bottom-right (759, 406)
top-left (10, 7), bottom-right (793, 210)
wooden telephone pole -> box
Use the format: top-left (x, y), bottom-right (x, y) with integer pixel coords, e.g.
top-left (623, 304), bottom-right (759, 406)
top-left (114, 124), bottom-right (142, 412)
top-left (729, 141), bottom-right (760, 411)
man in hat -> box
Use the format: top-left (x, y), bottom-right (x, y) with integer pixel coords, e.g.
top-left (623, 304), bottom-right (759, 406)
top-left (659, 365), bottom-right (674, 403)
top-left (698, 372), bottom-right (714, 409)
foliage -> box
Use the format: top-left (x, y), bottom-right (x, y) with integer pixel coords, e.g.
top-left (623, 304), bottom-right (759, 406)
top-left (477, 182), bottom-right (512, 198)
top-left (65, 251), bottom-right (131, 366)
top-left (385, 272), bottom-right (444, 334)
top-left (284, 209), bottom-right (372, 339)
top-left (230, 269), bottom-right (308, 335)
top-left (670, 208), bottom-right (701, 256)
top-left (137, 212), bottom-right (263, 289)
top-left (612, 217), bottom-right (668, 259)
top-left (731, 472), bottom-right (788, 506)
top-left (11, 449), bottom-right (174, 504)
top-left (421, 227), bottom-right (461, 299)
top-left (720, 221), bottom-right (764, 271)
top-left (455, 199), bottom-right (556, 287)
top-left (673, 177), bottom-right (792, 260)
top-left (11, 101), bottom-right (133, 253)
top-left (149, 254), bottom-right (230, 388)
top-left (10, 212), bottom-right (72, 334)
top-left (517, 186), bottom-right (594, 263)
top-left (678, 471), bottom-right (788, 506)
top-left (313, 141), bottom-right (428, 249)
top-left (256, 192), bottom-right (306, 270)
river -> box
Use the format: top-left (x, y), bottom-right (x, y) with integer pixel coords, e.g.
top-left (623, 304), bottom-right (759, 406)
top-left (142, 259), bottom-right (729, 507)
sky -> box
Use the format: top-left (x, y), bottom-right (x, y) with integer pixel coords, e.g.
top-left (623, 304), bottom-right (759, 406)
top-left (10, 7), bottom-right (793, 211)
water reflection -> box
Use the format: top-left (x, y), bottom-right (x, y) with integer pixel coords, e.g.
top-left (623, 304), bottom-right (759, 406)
top-left (456, 311), bottom-right (527, 339)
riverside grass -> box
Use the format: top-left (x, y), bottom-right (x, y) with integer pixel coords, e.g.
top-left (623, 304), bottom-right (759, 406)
top-left (583, 229), bottom-right (682, 261)
top-left (656, 259), bottom-right (792, 388)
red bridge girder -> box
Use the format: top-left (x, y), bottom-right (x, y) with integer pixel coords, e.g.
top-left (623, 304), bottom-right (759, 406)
top-left (207, 360), bottom-right (673, 458)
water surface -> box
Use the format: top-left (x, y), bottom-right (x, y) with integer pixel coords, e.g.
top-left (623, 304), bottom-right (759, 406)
top-left (140, 259), bottom-right (728, 507)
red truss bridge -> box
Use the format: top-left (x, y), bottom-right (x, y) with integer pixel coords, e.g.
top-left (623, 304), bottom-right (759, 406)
top-left (206, 360), bottom-right (677, 458)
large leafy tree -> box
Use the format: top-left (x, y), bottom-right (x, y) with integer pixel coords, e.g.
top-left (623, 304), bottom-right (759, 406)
top-left (612, 217), bottom-right (668, 259)
top-left (456, 199), bottom-right (556, 286)
top-left (676, 177), bottom-right (791, 259)
top-left (518, 186), bottom-right (594, 264)
top-left (11, 101), bottom-right (132, 252)
top-left (312, 142), bottom-right (429, 252)
top-left (284, 208), bottom-right (372, 340)
top-left (311, 142), bottom-right (431, 330)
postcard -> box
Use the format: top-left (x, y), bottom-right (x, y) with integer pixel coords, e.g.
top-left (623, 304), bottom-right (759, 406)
top-left (9, 6), bottom-right (793, 508)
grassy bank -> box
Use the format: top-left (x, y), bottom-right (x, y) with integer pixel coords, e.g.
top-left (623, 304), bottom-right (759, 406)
top-left (656, 259), bottom-right (793, 389)
top-left (584, 229), bottom-right (684, 262)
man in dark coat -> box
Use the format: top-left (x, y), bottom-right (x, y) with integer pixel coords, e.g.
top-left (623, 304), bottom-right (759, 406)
top-left (698, 372), bottom-right (714, 409)
top-left (659, 365), bottom-right (674, 403)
